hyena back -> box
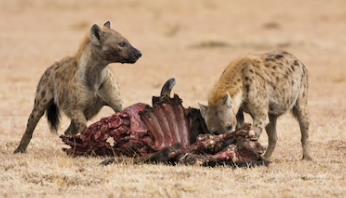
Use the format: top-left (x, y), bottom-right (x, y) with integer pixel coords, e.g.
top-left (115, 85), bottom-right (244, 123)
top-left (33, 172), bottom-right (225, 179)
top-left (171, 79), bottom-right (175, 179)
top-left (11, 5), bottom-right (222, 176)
top-left (200, 50), bottom-right (311, 160)
top-left (14, 21), bottom-right (142, 153)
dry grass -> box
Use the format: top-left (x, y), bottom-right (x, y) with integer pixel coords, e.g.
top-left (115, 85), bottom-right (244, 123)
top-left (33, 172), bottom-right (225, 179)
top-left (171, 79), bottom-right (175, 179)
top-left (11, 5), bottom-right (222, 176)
top-left (1, 0), bottom-right (346, 197)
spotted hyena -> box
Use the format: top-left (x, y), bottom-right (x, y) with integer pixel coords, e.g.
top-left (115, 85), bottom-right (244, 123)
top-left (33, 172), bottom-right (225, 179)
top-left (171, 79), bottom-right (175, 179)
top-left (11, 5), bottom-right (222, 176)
top-left (14, 21), bottom-right (142, 153)
top-left (199, 50), bottom-right (312, 160)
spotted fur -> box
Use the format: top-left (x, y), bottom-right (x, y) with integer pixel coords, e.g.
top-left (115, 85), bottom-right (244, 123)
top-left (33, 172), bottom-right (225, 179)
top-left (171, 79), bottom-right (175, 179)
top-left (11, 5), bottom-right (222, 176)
top-left (14, 21), bottom-right (142, 153)
top-left (200, 50), bottom-right (312, 160)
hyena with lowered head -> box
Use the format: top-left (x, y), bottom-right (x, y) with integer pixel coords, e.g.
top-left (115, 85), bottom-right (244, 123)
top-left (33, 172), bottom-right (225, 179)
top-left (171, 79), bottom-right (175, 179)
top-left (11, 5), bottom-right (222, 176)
top-left (14, 21), bottom-right (142, 153)
top-left (199, 50), bottom-right (312, 160)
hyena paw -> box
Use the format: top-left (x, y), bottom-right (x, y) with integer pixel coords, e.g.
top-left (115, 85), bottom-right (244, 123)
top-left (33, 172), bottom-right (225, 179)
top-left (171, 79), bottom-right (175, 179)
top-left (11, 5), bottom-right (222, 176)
top-left (302, 154), bottom-right (313, 161)
top-left (13, 147), bottom-right (26, 154)
top-left (263, 152), bottom-right (273, 162)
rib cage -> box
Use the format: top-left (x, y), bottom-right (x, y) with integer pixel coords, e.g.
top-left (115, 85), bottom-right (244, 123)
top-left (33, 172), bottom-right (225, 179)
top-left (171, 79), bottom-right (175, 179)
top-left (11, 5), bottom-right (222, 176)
top-left (141, 94), bottom-right (191, 150)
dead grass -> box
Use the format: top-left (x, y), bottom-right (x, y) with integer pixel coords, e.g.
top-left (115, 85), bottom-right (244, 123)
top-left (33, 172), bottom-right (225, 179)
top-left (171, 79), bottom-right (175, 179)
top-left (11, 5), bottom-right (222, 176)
top-left (0, 0), bottom-right (346, 197)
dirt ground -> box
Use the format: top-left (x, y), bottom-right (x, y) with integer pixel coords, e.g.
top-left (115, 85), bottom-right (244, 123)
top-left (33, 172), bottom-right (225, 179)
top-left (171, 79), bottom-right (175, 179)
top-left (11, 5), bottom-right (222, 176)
top-left (0, 0), bottom-right (346, 197)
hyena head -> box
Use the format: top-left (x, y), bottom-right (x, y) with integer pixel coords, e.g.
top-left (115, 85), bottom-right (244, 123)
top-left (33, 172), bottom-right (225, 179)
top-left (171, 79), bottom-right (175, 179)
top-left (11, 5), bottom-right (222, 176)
top-left (199, 94), bottom-right (237, 134)
top-left (89, 21), bottom-right (142, 64)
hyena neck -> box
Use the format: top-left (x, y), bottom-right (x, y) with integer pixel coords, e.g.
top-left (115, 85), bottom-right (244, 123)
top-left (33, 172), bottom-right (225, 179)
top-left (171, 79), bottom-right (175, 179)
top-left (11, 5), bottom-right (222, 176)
top-left (230, 91), bottom-right (243, 114)
top-left (77, 42), bottom-right (109, 90)
top-left (217, 66), bottom-right (244, 113)
top-left (209, 85), bottom-right (243, 114)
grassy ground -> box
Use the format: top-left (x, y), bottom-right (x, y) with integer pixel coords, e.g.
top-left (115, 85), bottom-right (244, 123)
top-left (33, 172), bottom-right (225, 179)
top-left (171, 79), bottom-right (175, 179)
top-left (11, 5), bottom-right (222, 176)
top-left (0, 0), bottom-right (345, 197)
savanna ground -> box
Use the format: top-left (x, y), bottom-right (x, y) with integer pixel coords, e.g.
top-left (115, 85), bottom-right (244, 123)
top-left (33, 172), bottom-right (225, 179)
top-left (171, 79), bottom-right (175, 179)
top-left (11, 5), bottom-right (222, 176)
top-left (0, 0), bottom-right (346, 197)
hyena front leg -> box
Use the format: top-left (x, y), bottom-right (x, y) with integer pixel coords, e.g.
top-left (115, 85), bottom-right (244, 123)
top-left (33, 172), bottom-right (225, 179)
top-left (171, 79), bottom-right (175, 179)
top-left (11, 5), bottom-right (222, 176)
top-left (98, 75), bottom-right (123, 113)
top-left (14, 94), bottom-right (52, 153)
top-left (83, 99), bottom-right (105, 120)
top-left (263, 114), bottom-right (278, 160)
top-left (246, 88), bottom-right (269, 139)
top-left (250, 110), bottom-right (268, 139)
top-left (236, 110), bottom-right (245, 129)
top-left (64, 101), bottom-right (103, 135)
top-left (64, 122), bottom-right (78, 136)
top-left (64, 111), bottom-right (87, 135)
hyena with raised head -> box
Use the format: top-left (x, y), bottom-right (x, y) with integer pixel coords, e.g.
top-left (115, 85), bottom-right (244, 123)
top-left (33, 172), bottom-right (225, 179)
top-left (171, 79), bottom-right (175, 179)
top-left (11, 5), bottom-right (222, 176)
top-left (14, 21), bottom-right (142, 153)
top-left (199, 50), bottom-right (312, 160)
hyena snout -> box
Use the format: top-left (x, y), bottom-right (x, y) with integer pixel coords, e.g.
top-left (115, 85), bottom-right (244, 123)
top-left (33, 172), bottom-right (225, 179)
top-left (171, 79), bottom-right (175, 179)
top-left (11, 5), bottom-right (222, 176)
top-left (124, 47), bottom-right (142, 64)
top-left (202, 109), bottom-right (237, 135)
top-left (212, 124), bottom-right (234, 135)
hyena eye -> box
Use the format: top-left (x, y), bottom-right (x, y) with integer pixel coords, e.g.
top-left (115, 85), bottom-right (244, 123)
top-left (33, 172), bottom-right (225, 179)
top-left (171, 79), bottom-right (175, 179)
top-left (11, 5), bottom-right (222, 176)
top-left (118, 42), bottom-right (127, 47)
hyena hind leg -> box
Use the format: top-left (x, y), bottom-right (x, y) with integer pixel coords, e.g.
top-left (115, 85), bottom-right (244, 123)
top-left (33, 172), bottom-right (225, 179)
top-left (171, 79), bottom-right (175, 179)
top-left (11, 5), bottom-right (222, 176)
top-left (14, 98), bottom-right (52, 153)
top-left (292, 98), bottom-right (312, 161)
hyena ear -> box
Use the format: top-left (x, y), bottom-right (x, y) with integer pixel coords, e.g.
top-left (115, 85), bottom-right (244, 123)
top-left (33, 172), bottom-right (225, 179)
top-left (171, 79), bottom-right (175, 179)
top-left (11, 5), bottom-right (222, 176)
top-left (198, 103), bottom-right (208, 118)
top-left (103, 21), bottom-right (111, 28)
top-left (90, 24), bottom-right (102, 46)
top-left (223, 93), bottom-right (232, 108)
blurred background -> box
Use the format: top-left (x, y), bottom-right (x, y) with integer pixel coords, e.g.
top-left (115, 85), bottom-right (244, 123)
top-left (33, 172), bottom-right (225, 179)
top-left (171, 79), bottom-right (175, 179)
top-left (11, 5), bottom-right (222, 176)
top-left (1, 0), bottom-right (346, 138)
top-left (1, 0), bottom-right (346, 127)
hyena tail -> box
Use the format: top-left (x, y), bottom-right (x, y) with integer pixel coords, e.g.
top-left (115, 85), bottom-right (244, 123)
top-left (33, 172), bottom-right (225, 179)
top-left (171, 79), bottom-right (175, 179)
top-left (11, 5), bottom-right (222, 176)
top-left (46, 102), bottom-right (60, 133)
